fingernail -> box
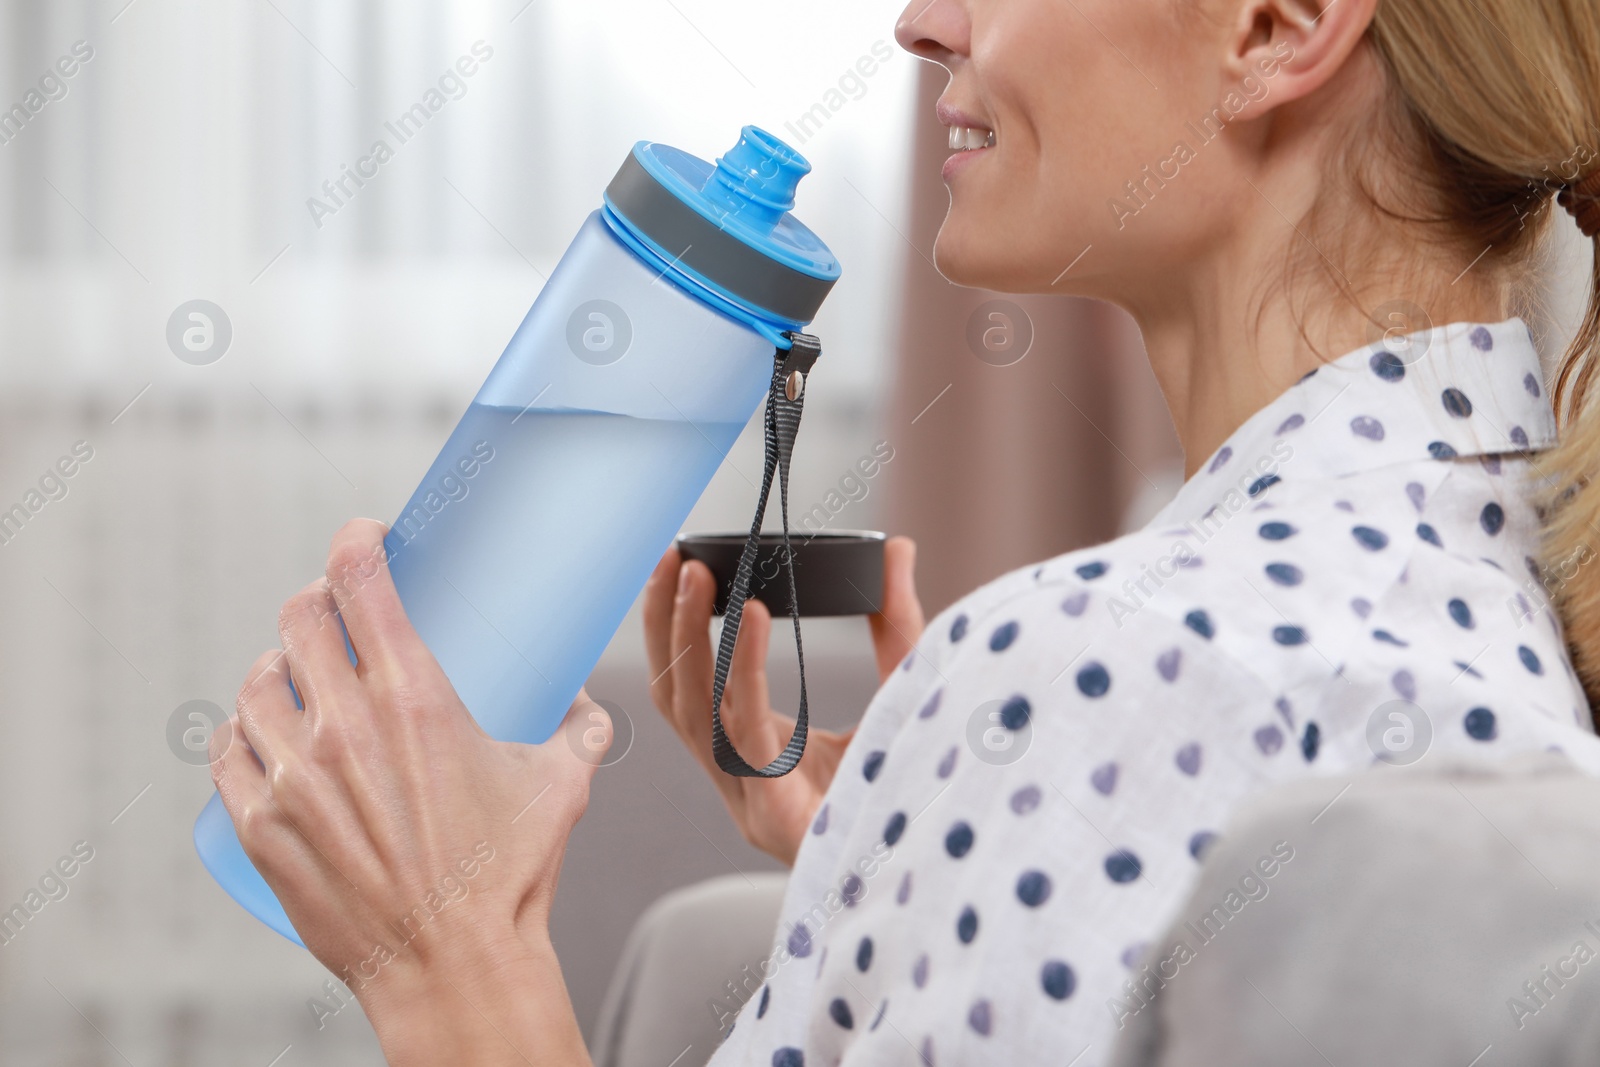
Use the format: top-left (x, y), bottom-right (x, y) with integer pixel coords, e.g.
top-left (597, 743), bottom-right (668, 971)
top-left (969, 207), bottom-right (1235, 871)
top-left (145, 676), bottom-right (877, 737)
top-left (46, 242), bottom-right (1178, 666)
top-left (676, 561), bottom-right (693, 599)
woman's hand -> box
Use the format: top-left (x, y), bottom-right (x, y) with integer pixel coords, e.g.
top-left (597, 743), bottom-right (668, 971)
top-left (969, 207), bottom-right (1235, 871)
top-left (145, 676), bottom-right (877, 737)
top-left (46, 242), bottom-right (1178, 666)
top-left (643, 536), bottom-right (923, 866)
top-left (211, 519), bottom-right (598, 1066)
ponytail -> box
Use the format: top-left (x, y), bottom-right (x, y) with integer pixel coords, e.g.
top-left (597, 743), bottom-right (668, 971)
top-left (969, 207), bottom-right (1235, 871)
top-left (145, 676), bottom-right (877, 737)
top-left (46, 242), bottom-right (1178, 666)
top-left (1363, 0), bottom-right (1600, 713)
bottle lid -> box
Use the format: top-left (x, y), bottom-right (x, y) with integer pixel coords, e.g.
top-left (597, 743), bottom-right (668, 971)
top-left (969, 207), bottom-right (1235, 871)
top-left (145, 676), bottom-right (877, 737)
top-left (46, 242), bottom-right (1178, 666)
top-left (603, 126), bottom-right (841, 329)
top-left (676, 530), bottom-right (885, 616)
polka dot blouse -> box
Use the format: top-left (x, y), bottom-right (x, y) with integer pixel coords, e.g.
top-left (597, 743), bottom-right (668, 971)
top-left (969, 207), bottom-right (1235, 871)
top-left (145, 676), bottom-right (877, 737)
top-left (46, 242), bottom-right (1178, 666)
top-left (708, 318), bottom-right (1600, 1067)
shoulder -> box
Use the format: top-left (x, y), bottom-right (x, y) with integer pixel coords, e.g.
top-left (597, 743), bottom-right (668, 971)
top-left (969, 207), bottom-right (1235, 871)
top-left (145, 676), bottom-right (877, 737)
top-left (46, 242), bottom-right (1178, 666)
top-left (870, 455), bottom-right (1588, 747)
top-left (922, 485), bottom-right (1409, 671)
top-left (875, 476), bottom-right (1430, 720)
top-left (877, 523), bottom-right (1281, 724)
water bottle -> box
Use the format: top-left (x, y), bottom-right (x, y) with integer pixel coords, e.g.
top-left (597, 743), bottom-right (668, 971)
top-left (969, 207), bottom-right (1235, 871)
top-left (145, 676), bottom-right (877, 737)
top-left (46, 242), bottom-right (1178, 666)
top-left (195, 126), bottom-right (840, 944)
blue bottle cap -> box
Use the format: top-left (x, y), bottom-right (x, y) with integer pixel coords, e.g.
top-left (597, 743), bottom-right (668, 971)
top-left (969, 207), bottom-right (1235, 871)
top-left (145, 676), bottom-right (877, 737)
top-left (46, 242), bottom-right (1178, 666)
top-left (603, 126), bottom-right (840, 334)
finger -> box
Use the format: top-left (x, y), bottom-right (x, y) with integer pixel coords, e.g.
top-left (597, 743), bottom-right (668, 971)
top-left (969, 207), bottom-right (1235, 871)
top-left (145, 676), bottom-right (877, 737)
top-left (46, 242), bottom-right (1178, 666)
top-left (725, 597), bottom-right (784, 766)
top-left (503, 694), bottom-right (612, 859)
top-left (210, 713), bottom-right (347, 917)
top-left (642, 547), bottom-right (682, 713)
top-left (553, 688), bottom-right (612, 779)
top-left (662, 566), bottom-right (748, 819)
top-left (277, 578), bottom-right (360, 724)
top-left (323, 519), bottom-right (429, 679)
top-left (234, 648), bottom-right (303, 771)
top-left (210, 715), bottom-right (288, 858)
top-left (667, 561), bottom-right (718, 756)
top-left (667, 562), bottom-right (744, 810)
top-left (870, 536), bottom-right (926, 682)
top-left (211, 714), bottom-right (266, 814)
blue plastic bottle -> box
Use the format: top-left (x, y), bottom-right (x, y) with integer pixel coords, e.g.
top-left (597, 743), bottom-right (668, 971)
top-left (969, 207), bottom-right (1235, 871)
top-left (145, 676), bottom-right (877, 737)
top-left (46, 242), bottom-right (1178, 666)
top-left (195, 126), bottom-right (840, 945)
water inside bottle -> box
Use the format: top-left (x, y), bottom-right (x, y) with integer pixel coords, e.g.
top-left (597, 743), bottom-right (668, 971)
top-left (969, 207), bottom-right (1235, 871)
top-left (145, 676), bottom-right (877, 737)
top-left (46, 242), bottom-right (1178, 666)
top-left (383, 402), bottom-right (745, 744)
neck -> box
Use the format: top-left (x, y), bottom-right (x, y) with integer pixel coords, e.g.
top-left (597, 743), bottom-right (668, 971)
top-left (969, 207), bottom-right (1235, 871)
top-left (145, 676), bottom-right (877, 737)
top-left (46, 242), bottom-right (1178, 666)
top-left (1123, 151), bottom-right (1508, 481)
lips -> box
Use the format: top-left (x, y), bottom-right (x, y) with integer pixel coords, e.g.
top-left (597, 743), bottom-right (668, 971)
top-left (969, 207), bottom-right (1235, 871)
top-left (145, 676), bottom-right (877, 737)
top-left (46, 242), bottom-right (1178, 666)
top-left (936, 100), bottom-right (996, 151)
top-left (947, 125), bottom-right (995, 151)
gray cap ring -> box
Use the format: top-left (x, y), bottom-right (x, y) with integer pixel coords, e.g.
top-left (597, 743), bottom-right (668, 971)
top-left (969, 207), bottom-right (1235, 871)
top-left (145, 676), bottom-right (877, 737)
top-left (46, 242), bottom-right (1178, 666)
top-left (604, 153), bottom-right (837, 325)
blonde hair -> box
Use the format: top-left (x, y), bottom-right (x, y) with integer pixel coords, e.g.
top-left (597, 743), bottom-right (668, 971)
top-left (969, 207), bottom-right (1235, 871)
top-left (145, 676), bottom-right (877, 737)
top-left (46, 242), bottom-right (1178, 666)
top-left (1363, 0), bottom-right (1600, 712)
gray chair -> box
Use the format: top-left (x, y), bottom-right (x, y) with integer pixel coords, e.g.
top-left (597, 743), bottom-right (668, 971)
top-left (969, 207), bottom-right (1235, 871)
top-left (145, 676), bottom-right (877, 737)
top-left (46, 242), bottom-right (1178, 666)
top-left (1111, 750), bottom-right (1600, 1067)
top-left (593, 752), bottom-right (1600, 1066)
top-left (592, 872), bottom-right (788, 1067)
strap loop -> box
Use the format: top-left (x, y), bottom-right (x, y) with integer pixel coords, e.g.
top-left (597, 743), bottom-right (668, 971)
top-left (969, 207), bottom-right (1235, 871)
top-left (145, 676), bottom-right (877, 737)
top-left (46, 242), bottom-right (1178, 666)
top-left (709, 332), bottom-right (820, 777)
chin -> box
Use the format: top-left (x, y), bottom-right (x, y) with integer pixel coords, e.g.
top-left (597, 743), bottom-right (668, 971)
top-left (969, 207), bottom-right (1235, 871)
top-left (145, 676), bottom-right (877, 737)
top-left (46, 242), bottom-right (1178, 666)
top-left (932, 219), bottom-right (1059, 295)
top-left (932, 216), bottom-right (1022, 292)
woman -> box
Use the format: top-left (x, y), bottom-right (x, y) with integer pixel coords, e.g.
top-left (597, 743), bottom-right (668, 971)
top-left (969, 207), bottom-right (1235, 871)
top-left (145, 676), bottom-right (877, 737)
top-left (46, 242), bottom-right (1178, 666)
top-left (211, 0), bottom-right (1600, 1062)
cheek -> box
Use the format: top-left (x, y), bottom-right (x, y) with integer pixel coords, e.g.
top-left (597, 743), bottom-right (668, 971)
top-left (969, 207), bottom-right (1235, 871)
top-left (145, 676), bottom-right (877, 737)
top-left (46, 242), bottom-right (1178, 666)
top-left (937, 0), bottom-right (1223, 292)
top-left (935, 5), bottom-right (1150, 285)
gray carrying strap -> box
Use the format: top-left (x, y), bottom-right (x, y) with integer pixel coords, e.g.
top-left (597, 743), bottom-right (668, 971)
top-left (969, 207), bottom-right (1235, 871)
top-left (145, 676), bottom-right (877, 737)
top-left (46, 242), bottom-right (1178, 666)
top-left (708, 332), bottom-right (820, 778)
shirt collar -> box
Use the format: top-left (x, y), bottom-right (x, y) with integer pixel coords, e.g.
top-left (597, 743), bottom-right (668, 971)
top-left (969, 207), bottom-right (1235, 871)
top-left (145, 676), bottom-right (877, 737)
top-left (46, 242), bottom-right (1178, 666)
top-left (1150, 317), bottom-right (1558, 528)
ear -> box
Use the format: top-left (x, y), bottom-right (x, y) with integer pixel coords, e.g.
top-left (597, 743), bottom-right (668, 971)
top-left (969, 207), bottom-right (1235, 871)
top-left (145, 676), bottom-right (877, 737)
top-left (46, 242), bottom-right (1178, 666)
top-left (1220, 0), bottom-right (1379, 121)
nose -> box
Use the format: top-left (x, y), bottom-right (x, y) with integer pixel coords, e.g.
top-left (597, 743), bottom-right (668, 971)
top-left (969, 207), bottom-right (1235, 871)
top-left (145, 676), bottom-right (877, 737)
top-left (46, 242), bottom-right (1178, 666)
top-left (894, 0), bottom-right (971, 66)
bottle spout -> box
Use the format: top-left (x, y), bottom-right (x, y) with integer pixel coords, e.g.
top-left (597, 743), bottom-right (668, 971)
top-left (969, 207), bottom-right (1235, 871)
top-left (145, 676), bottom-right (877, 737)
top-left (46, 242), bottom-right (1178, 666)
top-left (700, 125), bottom-right (811, 234)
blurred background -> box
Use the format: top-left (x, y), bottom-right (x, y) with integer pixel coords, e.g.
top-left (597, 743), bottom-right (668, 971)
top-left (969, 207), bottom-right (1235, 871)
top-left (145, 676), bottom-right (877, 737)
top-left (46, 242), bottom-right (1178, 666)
top-left (0, 1), bottom-right (1588, 1064)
